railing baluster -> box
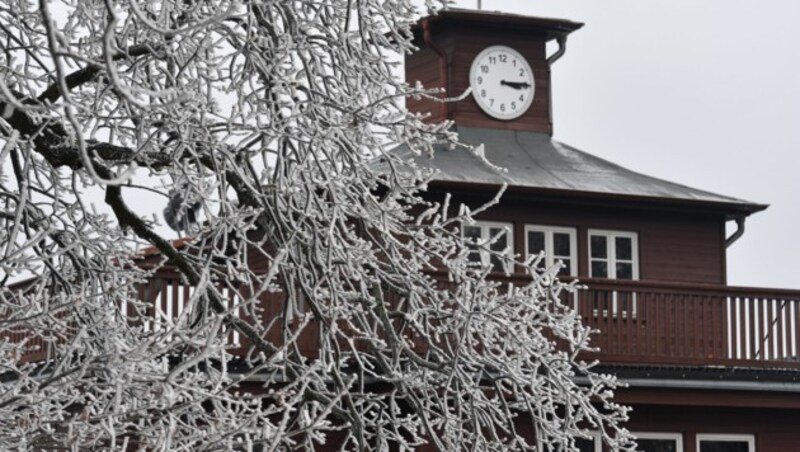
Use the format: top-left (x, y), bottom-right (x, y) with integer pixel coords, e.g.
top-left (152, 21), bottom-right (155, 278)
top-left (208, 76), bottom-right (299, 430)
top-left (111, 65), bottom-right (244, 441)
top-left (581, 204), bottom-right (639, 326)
top-left (669, 291), bottom-right (676, 358)
top-left (795, 298), bottom-right (800, 361)
top-left (653, 292), bottom-right (661, 357)
top-left (637, 291), bottom-right (646, 356)
top-left (762, 298), bottom-right (775, 360)
top-left (679, 294), bottom-right (686, 358)
top-left (725, 295), bottom-right (731, 360)
top-left (736, 296), bottom-right (745, 360)
top-left (730, 295), bottom-right (737, 360)
top-left (775, 298), bottom-right (783, 360)
top-left (763, 298), bottom-right (771, 360)
top-left (617, 292), bottom-right (623, 354)
top-left (625, 290), bottom-right (633, 356)
top-left (718, 294), bottom-right (725, 359)
top-left (171, 278), bottom-right (179, 335)
top-left (693, 295), bottom-right (701, 358)
top-left (748, 297), bottom-right (756, 360)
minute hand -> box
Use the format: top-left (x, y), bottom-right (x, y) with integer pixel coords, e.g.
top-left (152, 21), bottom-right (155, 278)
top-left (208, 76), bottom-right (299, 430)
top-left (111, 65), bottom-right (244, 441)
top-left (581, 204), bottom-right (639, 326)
top-left (500, 80), bottom-right (531, 90)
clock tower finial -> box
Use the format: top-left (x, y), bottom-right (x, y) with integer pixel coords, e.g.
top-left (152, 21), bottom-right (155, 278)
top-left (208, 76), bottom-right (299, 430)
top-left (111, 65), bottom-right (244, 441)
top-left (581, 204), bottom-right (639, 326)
top-left (407, 10), bottom-right (582, 136)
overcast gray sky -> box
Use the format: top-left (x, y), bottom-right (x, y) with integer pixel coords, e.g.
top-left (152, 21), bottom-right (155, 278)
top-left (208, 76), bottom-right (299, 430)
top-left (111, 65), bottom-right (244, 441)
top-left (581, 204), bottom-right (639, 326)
top-left (438, 0), bottom-right (800, 289)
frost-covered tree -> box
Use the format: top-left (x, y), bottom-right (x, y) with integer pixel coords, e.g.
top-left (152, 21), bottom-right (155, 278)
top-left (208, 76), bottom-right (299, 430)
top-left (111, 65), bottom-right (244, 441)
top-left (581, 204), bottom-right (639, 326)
top-left (0, 0), bottom-right (632, 450)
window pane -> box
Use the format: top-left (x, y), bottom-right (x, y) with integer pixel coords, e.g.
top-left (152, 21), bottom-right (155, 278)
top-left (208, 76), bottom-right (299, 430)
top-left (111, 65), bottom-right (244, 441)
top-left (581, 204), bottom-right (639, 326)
top-left (558, 260), bottom-right (571, 276)
top-left (528, 231), bottom-right (545, 255)
top-left (637, 438), bottom-right (677, 452)
top-left (591, 260), bottom-right (607, 278)
top-left (465, 227), bottom-right (482, 266)
top-left (616, 262), bottom-right (633, 280)
top-left (699, 440), bottom-right (750, 452)
top-left (553, 232), bottom-right (571, 256)
top-left (576, 438), bottom-right (596, 452)
top-left (590, 235), bottom-right (607, 258)
top-left (489, 254), bottom-right (505, 273)
top-left (490, 230), bottom-right (508, 272)
top-left (467, 249), bottom-right (482, 266)
top-left (616, 236), bottom-right (633, 260)
top-left (464, 226), bottom-right (481, 242)
top-left (489, 229), bottom-right (507, 253)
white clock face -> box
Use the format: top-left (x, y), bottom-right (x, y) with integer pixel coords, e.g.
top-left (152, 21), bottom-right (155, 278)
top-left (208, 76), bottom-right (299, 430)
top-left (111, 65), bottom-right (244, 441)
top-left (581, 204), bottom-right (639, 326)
top-left (469, 46), bottom-right (535, 121)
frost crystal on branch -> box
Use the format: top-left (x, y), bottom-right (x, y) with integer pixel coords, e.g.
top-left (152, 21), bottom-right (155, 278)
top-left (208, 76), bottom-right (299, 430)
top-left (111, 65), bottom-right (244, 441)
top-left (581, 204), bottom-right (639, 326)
top-left (0, 1), bottom-right (632, 450)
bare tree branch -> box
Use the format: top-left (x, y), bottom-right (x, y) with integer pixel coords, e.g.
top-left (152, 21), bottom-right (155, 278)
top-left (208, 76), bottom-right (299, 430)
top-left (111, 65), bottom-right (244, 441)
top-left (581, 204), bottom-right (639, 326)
top-left (0, 1), bottom-right (633, 450)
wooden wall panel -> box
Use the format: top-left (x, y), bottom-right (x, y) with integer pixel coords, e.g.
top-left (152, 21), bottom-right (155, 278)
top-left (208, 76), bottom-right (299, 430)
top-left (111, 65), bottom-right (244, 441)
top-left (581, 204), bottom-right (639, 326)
top-left (405, 29), bottom-right (456, 124)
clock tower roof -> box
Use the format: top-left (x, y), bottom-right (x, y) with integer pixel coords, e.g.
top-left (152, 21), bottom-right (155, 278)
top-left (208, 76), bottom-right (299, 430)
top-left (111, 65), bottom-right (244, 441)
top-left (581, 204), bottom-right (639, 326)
top-left (412, 8), bottom-right (584, 41)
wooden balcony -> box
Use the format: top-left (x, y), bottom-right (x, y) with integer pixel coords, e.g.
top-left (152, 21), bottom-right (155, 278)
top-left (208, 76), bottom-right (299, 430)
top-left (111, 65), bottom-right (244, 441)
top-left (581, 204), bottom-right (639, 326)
top-left (8, 272), bottom-right (800, 369)
top-left (571, 277), bottom-right (800, 369)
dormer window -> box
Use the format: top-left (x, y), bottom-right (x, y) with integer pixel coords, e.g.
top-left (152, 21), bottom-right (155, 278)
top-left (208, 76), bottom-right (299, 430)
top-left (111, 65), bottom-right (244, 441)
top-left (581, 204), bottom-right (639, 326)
top-left (463, 221), bottom-right (513, 273)
top-left (588, 230), bottom-right (639, 280)
top-left (525, 225), bottom-right (577, 276)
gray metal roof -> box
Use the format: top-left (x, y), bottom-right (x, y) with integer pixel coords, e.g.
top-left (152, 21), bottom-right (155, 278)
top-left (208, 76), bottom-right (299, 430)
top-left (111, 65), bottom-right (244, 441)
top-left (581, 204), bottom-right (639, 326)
top-left (391, 127), bottom-right (765, 214)
top-left (414, 8), bottom-right (584, 41)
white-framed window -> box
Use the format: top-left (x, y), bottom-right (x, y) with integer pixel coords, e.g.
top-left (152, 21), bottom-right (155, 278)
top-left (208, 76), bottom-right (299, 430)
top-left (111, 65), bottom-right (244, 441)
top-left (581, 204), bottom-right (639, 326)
top-left (634, 432), bottom-right (683, 452)
top-left (588, 229), bottom-right (639, 280)
top-left (463, 221), bottom-right (514, 274)
top-left (589, 229), bottom-right (639, 316)
top-left (524, 225), bottom-right (577, 277)
top-left (697, 434), bottom-right (755, 452)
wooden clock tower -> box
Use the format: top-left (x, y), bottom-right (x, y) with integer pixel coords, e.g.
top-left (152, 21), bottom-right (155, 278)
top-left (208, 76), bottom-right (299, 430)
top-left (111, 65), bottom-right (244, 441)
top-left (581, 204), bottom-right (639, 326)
top-left (406, 9), bottom-right (582, 135)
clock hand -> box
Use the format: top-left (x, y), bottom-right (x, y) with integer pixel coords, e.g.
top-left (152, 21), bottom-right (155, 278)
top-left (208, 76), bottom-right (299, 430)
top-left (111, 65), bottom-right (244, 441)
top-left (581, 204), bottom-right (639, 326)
top-left (500, 80), bottom-right (531, 90)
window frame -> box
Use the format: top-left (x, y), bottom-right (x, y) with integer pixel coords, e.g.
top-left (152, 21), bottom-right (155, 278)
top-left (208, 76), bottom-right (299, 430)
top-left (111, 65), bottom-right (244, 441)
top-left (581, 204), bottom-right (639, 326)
top-left (462, 220), bottom-right (514, 274)
top-left (633, 432), bottom-right (684, 452)
top-left (696, 434), bottom-right (755, 452)
top-left (577, 431), bottom-right (602, 452)
top-left (524, 224), bottom-right (578, 277)
top-left (588, 229), bottom-right (640, 317)
top-left (587, 229), bottom-right (640, 280)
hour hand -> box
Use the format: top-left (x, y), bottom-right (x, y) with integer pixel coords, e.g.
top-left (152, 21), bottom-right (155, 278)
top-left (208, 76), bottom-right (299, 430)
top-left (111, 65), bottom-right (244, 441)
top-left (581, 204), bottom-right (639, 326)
top-left (500, 80), bottom-right (531, 90)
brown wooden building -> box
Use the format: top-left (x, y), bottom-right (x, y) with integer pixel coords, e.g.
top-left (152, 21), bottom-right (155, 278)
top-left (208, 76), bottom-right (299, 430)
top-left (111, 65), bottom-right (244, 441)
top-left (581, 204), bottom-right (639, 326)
top-left (400, 8), bottom-right (800, 452)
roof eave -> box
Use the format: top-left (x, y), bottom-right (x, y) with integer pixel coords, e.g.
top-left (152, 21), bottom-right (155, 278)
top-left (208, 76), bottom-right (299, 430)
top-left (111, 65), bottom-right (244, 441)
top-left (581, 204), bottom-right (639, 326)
top-left (427, 179), bottom-right (768, 220)
top-left (413, 8), bottom-right (584, 42)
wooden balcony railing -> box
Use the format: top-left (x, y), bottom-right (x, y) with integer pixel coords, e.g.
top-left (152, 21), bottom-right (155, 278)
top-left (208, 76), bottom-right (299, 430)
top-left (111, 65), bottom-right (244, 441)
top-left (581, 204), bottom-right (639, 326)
top-left (9, 272), bottom-right (800, 369)
top-left (573, 277), bottom-right (800, 368)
